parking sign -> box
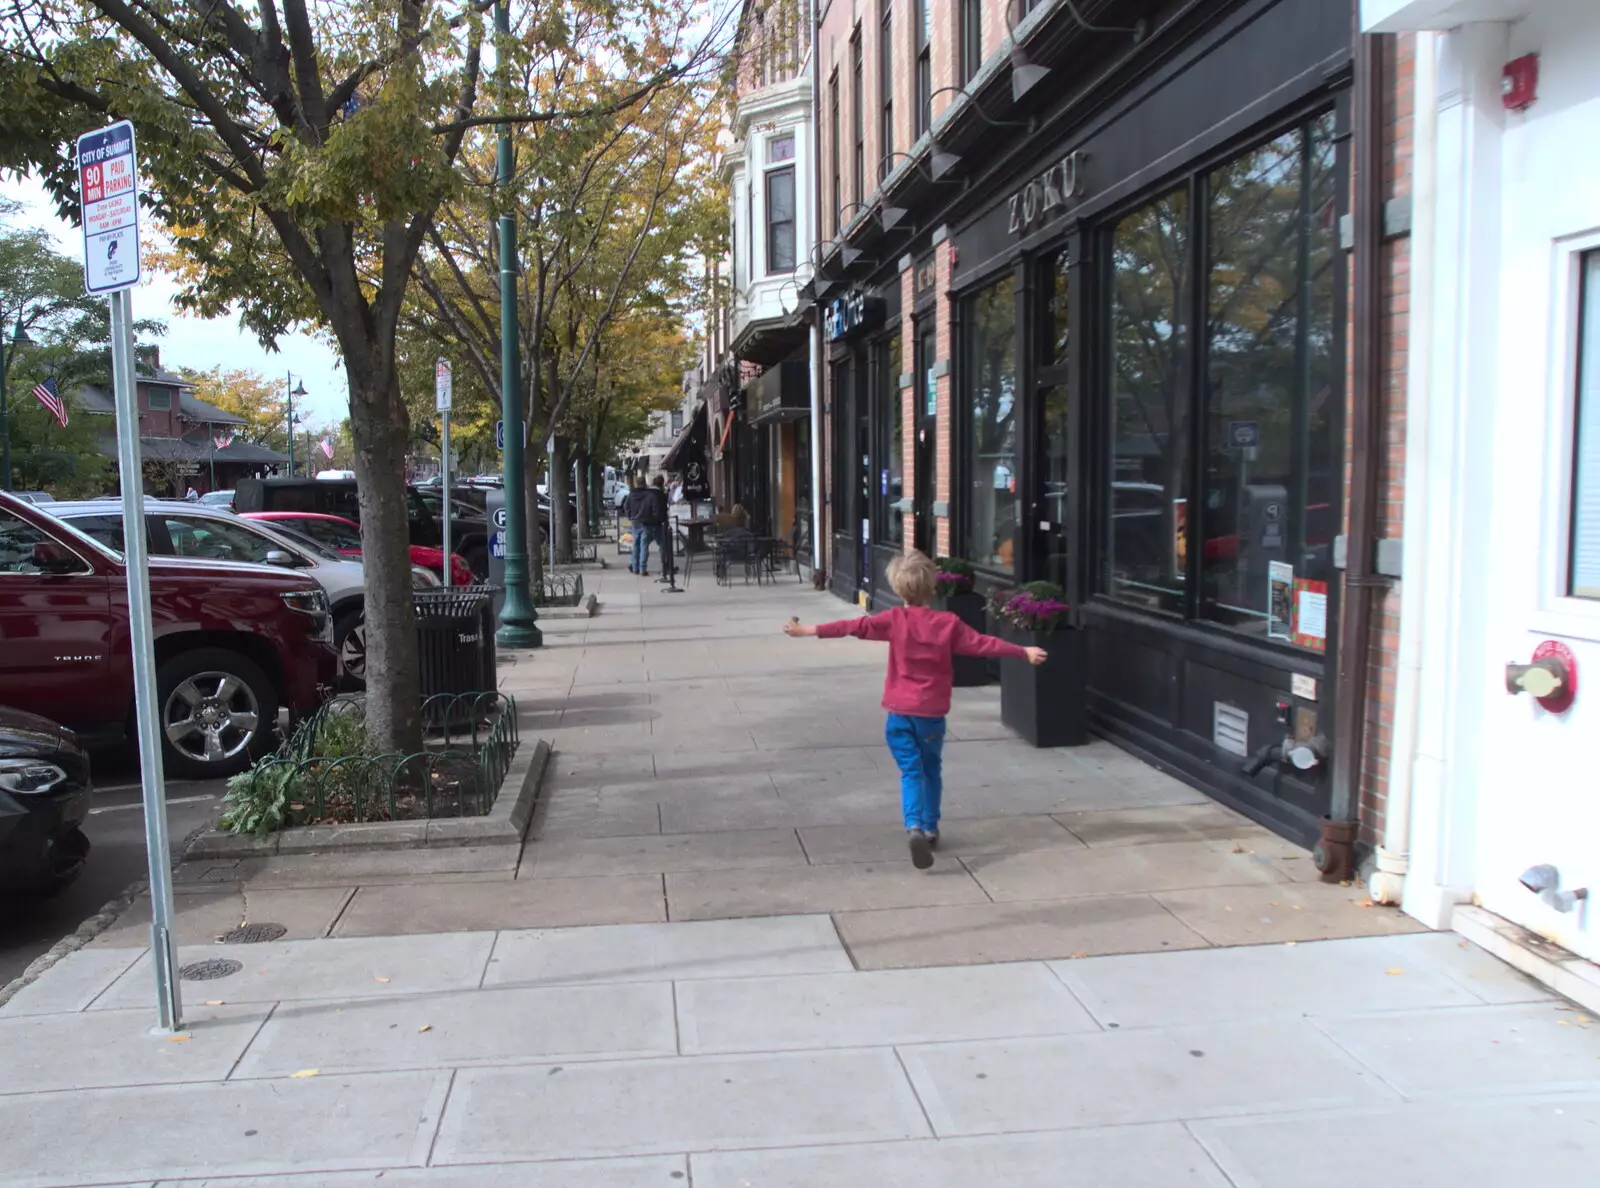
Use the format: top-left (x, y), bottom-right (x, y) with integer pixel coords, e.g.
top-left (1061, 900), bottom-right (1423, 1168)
top-left (435, 359), bottom-right (452, 412)
top-left (77, 121), bottom-right (142, 294)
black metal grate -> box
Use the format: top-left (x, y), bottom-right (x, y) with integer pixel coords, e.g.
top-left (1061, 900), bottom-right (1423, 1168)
top-left (219, 923), bottom-right (288, 944)
top-left (180, 958), bottom-right (243, 981)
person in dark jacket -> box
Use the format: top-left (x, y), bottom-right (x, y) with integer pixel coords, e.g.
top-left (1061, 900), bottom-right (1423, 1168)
top-left (636, 475), bottom-right (670, 577)
top-left (624, 476), bottom-right (650, 573)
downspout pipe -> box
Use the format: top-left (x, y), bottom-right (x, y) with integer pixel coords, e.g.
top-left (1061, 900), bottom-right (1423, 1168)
top-left (1330, 31), bottom-right (1390, 829)
top-left (1371, 31), bottom-right (1437, 904)
top-left (808, 0), bottom-right (825, 576)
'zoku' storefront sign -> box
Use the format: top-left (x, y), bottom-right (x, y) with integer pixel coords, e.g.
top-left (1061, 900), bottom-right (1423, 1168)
top-left (1008, 151), bottom-right (1088, 235)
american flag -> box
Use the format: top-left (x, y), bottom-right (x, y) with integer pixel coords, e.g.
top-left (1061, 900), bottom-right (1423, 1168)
top-left (31, 377), bottom-right (68, 429)
top-left (213, 431), bottom-right (234, 450)
top-left (320, 435), bottom-right (335, 459)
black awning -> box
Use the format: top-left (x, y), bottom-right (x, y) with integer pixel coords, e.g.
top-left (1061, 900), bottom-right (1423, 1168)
top-left (747, 357), bottom-right (811, 426)
top-left (661, 402), bottom-right (710, 493)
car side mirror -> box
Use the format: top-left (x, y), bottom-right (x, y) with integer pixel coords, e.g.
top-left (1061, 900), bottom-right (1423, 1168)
top-left (264, 549), bottom-right (299, 567)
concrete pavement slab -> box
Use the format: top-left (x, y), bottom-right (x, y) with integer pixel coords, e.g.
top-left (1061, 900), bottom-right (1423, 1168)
top-left (0, 945), bottom-right (144, 1017)
top-left (1192, 1098), bottom-right (1600, 1188)
top-left (798, 816), bottom-right (1085, 865)
top-left (666, 860), bottom-right (989, 920)
top-left (960, 839), bottom-right (1293, 902)
top-left (1154, 882), bottom-right (1428, 945)
top-left (1389, 929), bottom-right (1557, 1004)
top-left (678, 962), bottom-right (1097, 1054)
top-left (1054, 802), bottom-right (1269, 847)
top-left (834, 895), bottom-right (1210, 969)
top-left (158, 1157), bottom-right (690, 1187)
top-left (92, 933), bottom-right (497, 1009)
top-left (1051, 935), bottom-right (1491, 1029)
top-left (432, 1049), bottom-right (930, 1163)
top-left (216, 846), bottom-right (519, 890)
top-left (533, 798), bottom-right (664, 839)
top-left (91, 887), bottom-right (355, 948)
top-left (483, 915), bottom-right (852, 987)
top-left (234, 981), bottom-right (676, 1078)
top-left (0, 1070), bottom-right (449, 1188)
top-left (330, 875), bottom-right (666, 937)
top-left (0, 1003), bottom-right (269, 1094)
top-left (527, 828), bottom-right (808, 878)
top-left (692, 1124), bottom-right (1234, 1188)
top-left (898, 1019), bottom-right (1398, 1136)
top-left (1314, 1001), bottom-right (1600, 1097)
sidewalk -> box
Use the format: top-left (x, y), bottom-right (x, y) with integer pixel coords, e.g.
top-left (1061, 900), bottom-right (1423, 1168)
top-left (1, 570), bottom-right (1595, 1185)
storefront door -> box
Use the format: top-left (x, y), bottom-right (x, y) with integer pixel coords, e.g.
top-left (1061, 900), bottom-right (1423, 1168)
top-left (1034, 252), bottom-right (1072, 588)
top-left (913, 320), bottom-right (937, 555)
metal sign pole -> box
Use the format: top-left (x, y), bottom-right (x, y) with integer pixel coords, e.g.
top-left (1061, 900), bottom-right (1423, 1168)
top-left (436, 359), bottom-right (453, 586)
top-left (442, 411), bottom-right (452, 586)
top-left (111, 287), bottom-right (182, 1032)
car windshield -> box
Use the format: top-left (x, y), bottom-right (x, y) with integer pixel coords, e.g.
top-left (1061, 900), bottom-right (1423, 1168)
top-left (25, 506), bottom-right (125, 563)
top-left (279, 516), bottom-right (363, 551)
top-left (162, 514), bottom-right (302, 564)
top-left (260, 523), bottom-right (344, 563)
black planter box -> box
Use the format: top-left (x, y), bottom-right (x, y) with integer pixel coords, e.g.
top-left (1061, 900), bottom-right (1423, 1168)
top-left (936, 591), bottom-right (990, 687)
top-left (998, 624), bottom-right (1088, 748)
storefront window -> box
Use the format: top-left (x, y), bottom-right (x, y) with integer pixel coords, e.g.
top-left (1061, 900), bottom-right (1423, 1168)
top-left (1201, 113), bottom-right (1337, 647)
top-left (1107, 188), bottom-right (1190, 612)
top-left (1571, 250), bottom-right (1600, 599)
top-left (964, 275), bottom-right (1018, 571)
top-left (879, 335), bottom-right (904, 545)
top-left (1043, 252), bottom-right (1070, 366)
top-left (1041, 383), bottom-right (1069, 588)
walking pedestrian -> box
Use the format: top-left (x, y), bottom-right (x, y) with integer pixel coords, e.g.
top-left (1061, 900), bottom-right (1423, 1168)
top-left (637, 475), bottom-right (670, 578)
top-left (783, 550), bottom-right (1046, 869)
top-left (623, 475), bottom-right (649, 574)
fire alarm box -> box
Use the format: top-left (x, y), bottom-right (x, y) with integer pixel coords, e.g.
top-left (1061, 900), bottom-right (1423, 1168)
top-left (1502, 53), bottom-right (1538, 111)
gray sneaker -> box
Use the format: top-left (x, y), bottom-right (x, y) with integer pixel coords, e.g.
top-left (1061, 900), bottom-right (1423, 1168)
top-left (908, 829), bottom-right (934, 870)
top-left (925, 831), bottom-right (939, 851)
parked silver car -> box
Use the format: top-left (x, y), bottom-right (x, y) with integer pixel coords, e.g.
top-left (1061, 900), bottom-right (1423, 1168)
top-left (50, 500), bottom-right (436, 686)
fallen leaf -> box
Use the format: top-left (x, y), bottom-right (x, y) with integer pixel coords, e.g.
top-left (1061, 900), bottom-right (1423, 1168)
top-left (1340, 880), bottom-right (1353, 887)
top-left (1292, 905), bottom-right (1304, 911)
top-left (1231, 844), bottom-right (1244, 854)
top-left (1578, 1016), bottom-right (1593, 1025)
top-left (1285, 941), bottom-right (1298, 947)
top-left (167, 1035), bottom-right (190, 1043)
top-left (204, 1000), bottom-right (226, 1006)
top-left (1359, 900), bottom-right (1375, 908)
top-left (1069, 952), bottom-right (1088, 959)
top-left (291, 1069), bottom-right (319, 1079)
top-left (418, 1024), bottom-right (433, 1033)
top-left (374, 977), bottom-right (391, 984)
top-left (1386, 968), bottom-right (1405, 976)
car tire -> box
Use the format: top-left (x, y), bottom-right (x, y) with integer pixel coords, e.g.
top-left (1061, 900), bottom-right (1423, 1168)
top-left (334, 608), bottom-right (366, 689)
top-left (156, 648), bottom-right (279, 779)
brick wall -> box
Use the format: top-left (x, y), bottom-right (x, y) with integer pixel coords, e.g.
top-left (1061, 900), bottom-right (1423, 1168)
top-left (1357, 31), bottom-right (1415, 848)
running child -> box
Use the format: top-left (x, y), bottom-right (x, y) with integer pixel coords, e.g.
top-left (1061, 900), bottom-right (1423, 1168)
top-left (783, 549), bottom-right (1046, 869)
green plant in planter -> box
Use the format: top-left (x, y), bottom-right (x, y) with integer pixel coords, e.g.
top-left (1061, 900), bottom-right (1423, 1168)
top-left (934, 556), bottom-right (976, 598)
top-left (220, 704), bottom-right (376, 837)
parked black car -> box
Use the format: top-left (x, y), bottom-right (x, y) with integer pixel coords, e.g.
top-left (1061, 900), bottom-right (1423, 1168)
top-left (0, 707), bottom-right (92, 896)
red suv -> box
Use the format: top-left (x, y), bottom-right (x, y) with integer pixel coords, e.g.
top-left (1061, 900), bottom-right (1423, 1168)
top-left (0, 493), bottom-right (336, 778)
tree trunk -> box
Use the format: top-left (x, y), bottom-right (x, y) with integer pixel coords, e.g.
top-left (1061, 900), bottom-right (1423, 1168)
top-left (348, 374), bottom-right (424, 754)
top-left (573, 448), bottom-right (591, 543)
top-left (523, 449), bottom-right (546, 585)
top-left (550, 435), bottom-right (573, 560)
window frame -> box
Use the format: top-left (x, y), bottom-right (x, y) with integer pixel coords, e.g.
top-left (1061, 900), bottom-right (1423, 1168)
top-left (957, 269), bottom-right (1021, 575)
top-left (1089, 102), bottom-right (1348, 655)
top-left (1536, 230), bottom-right (1600, 640)
top-left (765, 163), bottom-right (797, 276)
top-left (875, 332), bottom-right (905, 547)
top-left (959, 0), bottom-right (982, 86)
top-left (146, 388), bottom-right (173, 411)
top-left (851, 26), bottom-right (865, 208)
top-left (879, 1), bottom-right (894, 180)
top-left (915, 0), bottom-right (932, 139)
top-left (829, 70), bottom-right (843, 236)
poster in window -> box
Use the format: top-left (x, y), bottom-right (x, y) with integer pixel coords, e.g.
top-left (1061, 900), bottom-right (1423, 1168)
top-left (1293, 578), bottom-right (1328, 652)
top-left (1172, 497), bottom-right (1188, 577)
top-left (1268, 561), bottom-right (1294, 640)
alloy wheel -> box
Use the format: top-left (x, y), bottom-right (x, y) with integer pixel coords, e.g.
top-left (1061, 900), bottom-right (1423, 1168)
top-left (162, 671), bottom-right (261, 766)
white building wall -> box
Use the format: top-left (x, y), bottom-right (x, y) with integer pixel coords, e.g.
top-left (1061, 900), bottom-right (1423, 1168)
top-left (1375, 0), bottom-right (1600, 961)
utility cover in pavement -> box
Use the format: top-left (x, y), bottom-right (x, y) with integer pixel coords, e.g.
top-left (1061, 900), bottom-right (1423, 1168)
top-left (219, 923), bottom-right (288, 944)
top-left (179, 958), bottom-right (243, 981)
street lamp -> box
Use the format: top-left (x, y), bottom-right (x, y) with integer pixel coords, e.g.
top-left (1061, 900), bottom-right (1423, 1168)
top-left (0, 318), bottom-right (35, 492)
top-left (286, 375), bottom-right (307, 477)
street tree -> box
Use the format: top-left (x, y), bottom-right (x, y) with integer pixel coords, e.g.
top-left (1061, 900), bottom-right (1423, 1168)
top-left (1, 0), bottom-right (727, 750)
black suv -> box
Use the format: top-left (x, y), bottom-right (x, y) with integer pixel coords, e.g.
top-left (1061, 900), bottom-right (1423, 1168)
top-left (234, 478), bottom-right (491, 578)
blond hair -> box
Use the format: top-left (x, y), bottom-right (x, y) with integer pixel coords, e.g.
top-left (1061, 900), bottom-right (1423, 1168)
top-left (887, 549), bottom-right (938, 607)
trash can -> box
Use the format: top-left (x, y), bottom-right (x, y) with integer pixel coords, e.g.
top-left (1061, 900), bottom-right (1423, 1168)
top-left (414, 585), bottom-right (497, 701)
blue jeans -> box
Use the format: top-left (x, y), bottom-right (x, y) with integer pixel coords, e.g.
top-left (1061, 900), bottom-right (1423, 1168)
top-left (885, 713), bottom-right (945, 832)
top-left (630, 522), bottom-right (645, 570)
top-left (636, 524), bottom-right (666, 572)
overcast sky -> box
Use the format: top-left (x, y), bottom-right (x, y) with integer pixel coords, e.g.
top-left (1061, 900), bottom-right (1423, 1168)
top-left (3, 172), bottom-right (350, 429)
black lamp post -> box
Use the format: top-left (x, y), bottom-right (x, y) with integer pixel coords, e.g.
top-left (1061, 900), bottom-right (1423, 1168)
top-left (0, 318), bottom-right (35, 492)
top-left (286, 376), bottom-right (307, 476)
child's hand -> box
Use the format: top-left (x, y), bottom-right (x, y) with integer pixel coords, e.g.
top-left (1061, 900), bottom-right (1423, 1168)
top-left (1024, 647), bottom-right (1048, 667)
top-left (784, 619), bottom-right (814, 637)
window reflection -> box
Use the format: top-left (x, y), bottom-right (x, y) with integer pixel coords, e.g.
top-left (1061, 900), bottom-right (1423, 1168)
top-left (965, 276), bottom-right (1017, 571)
top-left (880, 336), bottom-right (904, 545)
top-left (1044, 253), bottom-right (1070, 366)
top-left (1202, 114), bottom-right (1337, 645)
top-left (1107, 188), bottom-right (1190, 612)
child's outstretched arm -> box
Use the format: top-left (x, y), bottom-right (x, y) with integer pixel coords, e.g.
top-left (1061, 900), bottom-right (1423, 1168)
top-left (951, 620), bottom-right (1048, 666)
top-left (783, 614), bottom-right (893, 641)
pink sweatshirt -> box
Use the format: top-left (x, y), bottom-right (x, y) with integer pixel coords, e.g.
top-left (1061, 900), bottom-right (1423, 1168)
top-left (815, 604), bottom-right (1030, 717)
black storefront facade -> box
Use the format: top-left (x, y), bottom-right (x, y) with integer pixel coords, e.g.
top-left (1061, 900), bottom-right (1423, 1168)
top-left (817, 0), bottom-right (1357, 846)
